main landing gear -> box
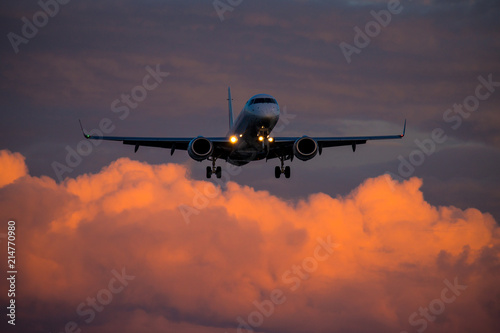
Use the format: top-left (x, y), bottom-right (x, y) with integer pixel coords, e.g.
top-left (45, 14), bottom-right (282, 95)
top-left (206, 157), bottom-right (222, 179)
top-left (275, 156), bottom-right (291, 179)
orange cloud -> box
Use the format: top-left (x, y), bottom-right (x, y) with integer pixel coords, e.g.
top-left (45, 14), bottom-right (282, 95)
top-left (0, 150), bottom-right (28, 187)
top-left (0, 150), bottom-right (498, 333)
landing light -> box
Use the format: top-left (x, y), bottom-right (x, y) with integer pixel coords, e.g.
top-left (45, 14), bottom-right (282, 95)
top-left (268, 137), bottom-right (274, 142)
top-left (258, 136), bottom-right (264, 142)
top-left (230, 136), bottom-right (238, 143)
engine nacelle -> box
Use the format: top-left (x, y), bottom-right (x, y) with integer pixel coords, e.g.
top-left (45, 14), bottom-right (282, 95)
top-left (293, 136), bottom-right (318, 161)
top-left (188, 136), bottom-right (213, 161)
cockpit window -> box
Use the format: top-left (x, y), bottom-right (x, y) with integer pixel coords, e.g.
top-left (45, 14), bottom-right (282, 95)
top-left (249, 98), bottom-right (277, 105)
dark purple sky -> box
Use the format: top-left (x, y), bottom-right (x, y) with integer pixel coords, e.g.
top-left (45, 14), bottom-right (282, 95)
top-left (2, 0), bottom-right (499, 220)
top-left (1, 1), bottom-right (499, 332)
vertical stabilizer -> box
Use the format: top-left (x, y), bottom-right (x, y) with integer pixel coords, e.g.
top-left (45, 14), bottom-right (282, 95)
top-left (228, 87), bottom-right (234, 130)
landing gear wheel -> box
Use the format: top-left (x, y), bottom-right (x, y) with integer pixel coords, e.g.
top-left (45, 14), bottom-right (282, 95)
top-left (275, 166), bottom-right (281, 179)
top-left (216, 166), bottom-right (222, 179)
top-left (284, 166), bottom-right (291, 179)
top-left (206, 166), bottom-right (212, 179)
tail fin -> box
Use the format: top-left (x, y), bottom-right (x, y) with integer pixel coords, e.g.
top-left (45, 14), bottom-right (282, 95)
top-left (228, 87), bottom-right (234, 129)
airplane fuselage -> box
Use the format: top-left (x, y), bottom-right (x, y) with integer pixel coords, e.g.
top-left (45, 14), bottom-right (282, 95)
top-left (225, 94), bottom-right (280, 166)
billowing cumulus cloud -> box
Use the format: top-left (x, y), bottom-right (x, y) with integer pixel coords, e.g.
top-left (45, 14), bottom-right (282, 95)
top-left (0, 150), bottom-right (28, 187)
top-left (0, 149), bottom-right (499, 333)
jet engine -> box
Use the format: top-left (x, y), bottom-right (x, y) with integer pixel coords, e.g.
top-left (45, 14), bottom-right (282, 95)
top-left (293, 136), bottom-right (318, 161)
top-left (188, 136), bottom-right (213, 161)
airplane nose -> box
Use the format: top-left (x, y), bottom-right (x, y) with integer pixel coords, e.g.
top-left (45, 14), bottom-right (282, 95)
top-left (256, 106), bottom-right (279, 118)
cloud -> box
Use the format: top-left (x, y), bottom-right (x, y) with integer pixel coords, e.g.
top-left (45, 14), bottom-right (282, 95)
top-left (0, 150), bottom-right (28, 187)
top-left (1, 149), bottom-right (499, 333)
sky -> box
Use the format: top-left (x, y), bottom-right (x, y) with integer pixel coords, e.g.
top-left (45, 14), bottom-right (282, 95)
top-left (0, 0), bottom-right (499, 332)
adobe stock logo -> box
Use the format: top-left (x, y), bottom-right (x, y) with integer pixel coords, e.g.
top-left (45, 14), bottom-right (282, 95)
top-left (401, 277), bottom-right (467, 333)
top-left (384, 73), bottom-right (499, 186)
top-left (7, 0), bottom-right (72, 54)
top-left (339, 0), bottom-right (405, 64)
top-left (213, 0), bottom-right (244, 22)
top-left (51, 267), bottom-right (135, 333)
top-left (51, 64), bottom-right (169, 182)
top-left (234, 236), bottom-right (339, 333)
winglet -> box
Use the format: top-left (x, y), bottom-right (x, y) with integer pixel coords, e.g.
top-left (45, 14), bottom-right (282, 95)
top-left (401, 119), bottom-right (406, 137)
top-left (79, 119), bottom-right (91, 139)
top-left (228, 87), bottom-right (234, 130)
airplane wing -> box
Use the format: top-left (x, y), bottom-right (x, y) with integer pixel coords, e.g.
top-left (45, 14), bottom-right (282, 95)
top-left (79, 120), bottom-right (231, 155)
top-left (267, 120), bottom-right (406, 160)
top-left (79, 119), bottom-right (405, 160)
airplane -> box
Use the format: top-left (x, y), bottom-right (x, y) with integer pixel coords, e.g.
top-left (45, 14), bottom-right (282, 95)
top-left (80, 88), bottom-right (405, 179)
